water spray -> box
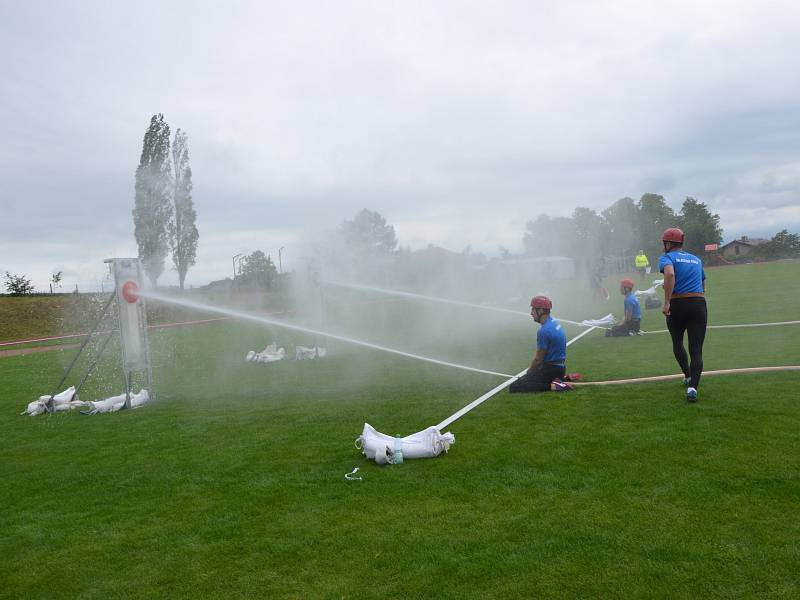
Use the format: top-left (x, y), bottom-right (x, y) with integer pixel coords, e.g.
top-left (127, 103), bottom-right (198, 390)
top-left (324, 280), bottom-right (593, 328)
top-left (141, 290), bottom-right (515, 379)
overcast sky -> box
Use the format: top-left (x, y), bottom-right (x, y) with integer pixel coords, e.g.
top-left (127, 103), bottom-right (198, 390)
top-left (2, 0), bottom-right (799, 290)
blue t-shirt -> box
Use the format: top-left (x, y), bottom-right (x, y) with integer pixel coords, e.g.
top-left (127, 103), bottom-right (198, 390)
top-left (624, 292), bottom-right (642, 320)
top-left (658, 250), bottom-right (706, 295)
top-left (537, 316), bottom-right (567, 365)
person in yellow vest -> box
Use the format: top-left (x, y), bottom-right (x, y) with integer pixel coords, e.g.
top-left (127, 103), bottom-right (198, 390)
top-left (634, 250), bottom-right (650, 280)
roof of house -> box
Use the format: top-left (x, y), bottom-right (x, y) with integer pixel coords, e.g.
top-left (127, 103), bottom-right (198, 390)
top-left (413, 245), bottom-right (459, 258)
top-left (719, 237), bottom-right (769, 250)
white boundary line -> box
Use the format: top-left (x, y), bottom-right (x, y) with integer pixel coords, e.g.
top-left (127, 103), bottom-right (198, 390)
top-left (642, 319), bottom-right (800, 335)
top-left (435, 326), bottom-right (598, 431)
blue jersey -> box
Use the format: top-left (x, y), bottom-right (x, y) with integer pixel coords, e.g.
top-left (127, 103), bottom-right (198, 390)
top-left (624, 293), bottom-right (642, 320)
top-left (537, 316), bottom-right (567, 365)
top-left (658, 250), bottom-right (706, 295)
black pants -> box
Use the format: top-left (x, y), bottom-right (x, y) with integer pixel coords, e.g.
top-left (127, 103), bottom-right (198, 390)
top-left (509, 363), bottom-right (566, 393)
top-left (606, 319), bottom-right (641, 337)
top-left (666, 297), bottom-right (707, 388)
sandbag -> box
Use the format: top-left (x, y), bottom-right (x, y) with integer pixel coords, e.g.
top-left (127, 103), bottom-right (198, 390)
top-left (21, 386), bottom-right (84, 416)
top-left (356, 423), bottom-right (455, 465)
top-left (635, 279), bottom-right (664, 297)
top-left (246, 343), bottom-right (286, 363)
top-left (296, 346), bottom-right (327, 360)
top-left (86, 389), bottom-right (149, 414)
top-left (580, 313), bottom-right (615, 328)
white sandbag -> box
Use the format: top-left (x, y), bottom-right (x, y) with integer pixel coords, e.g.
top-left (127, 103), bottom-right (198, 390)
top-left (52, 400), bottom-right (88, 413)
top-left (296, 346), bottom-right (327, 360)
top-left (258, 348), bottom-right (285, 363)
top-left (356, 423), bottom-right (455, 465)
top-left (21, 386), bottom-right (80, 416)
top-left (296, 345), bottom-right (325, 360)
top-left (87, 393), bottom-right (126, 414)
top-left (130, 389), bottom-right (150, 408)
top-left (246, 343), bottom-right (286, 363)
top-left (21, 399), bottom-right (48, 416)
top-left (580, 313), bottom-right (616, 328)
top-left (87, 389), bottom-right (149, 414)
top-left (50, 386), bottom-right (77, 405)
top-left (635, 279), bottom-right (664, 297)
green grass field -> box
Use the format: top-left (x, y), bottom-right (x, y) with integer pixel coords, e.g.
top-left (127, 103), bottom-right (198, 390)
top-left (1, 261), bottom-right (799, 598)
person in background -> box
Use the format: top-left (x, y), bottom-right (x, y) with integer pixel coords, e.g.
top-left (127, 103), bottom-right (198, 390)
top-left (635, 250), bottom-right (650, 280)
top-left (659, 227), bottom-right (708, 403)
top-left (589, 259), bottom-right (609, 303)
top-left (510, 295), bottom-right (573, 393)
top-left (605, 278), bottom-right (642, 337)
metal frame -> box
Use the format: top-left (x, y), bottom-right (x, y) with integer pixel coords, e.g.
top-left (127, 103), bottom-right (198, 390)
top-left (42, 258), bottom-right (154, 415)
top-left (45, 293), bottom-right (115, 413)
top-left (105, 258), bottom-right (153, 409)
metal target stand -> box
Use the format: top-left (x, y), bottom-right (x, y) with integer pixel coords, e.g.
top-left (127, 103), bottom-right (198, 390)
top-left (105, 258), bottom-right (153, 409)
top-left (44, 258), bottom-right (153, 412)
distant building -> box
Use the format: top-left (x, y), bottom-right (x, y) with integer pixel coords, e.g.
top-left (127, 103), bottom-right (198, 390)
top-left (719, 236), bottom-right (769, 259)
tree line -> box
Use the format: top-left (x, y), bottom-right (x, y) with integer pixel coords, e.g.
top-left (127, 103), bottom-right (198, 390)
top-left (523, 194), bottom-right (723, 262)
top-left (328, 198), bottom-right (727, 270)
top-left (133, 114), bottom-right (199, 289)
top-left (749, 230), bottom-right (800, 260)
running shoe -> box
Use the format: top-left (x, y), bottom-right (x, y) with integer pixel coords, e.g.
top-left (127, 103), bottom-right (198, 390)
top-left (564, 373), bottom-right (583, 382)
top-left (686, 387), bottom-right (698, 403)
top-left (551, 380), bottom-right (574, 392)
top-left (682, 377), bottom-right (690, 387)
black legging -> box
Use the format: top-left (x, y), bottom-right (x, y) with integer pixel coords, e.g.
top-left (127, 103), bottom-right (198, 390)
top-left (666, 297), bottom-right (707, 388)
top-left (606, 318), bottom-right (641, 337)
top-left (509, 363), bottom-right (566, 393)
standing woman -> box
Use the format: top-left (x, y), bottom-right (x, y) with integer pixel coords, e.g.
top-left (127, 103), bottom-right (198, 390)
top-left (659, 228), bottom-right (708, 403)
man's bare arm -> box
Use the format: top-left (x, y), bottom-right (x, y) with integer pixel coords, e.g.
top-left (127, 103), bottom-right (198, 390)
top-left (662, 264), bottom-right (675, 316)
top-left (529, 348), bottom-right (546, 372)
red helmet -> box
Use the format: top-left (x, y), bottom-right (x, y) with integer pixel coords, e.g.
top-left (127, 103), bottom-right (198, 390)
top-left (661, 227), bottom-right (684, 244)
top-left (620, 278), bottom-right (635, 290)
top-left (530, 295), bottom-right (552, 310)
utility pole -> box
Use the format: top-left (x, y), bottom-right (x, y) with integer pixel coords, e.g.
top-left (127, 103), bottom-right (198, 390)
top-left (278, 247), bottom-right (285, 274)
top-left (232, 253), bottom-right (242, 280)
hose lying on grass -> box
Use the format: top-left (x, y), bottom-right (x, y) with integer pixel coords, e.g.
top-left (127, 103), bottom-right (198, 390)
top-left (570, 365), bottom-right (800, 386)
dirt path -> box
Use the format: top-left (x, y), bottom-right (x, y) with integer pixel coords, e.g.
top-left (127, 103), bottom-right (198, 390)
top-left (0, 343), bottom-right (80, 359)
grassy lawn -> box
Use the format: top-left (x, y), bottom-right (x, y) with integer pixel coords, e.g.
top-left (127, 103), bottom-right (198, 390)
top-left (1, 261), bottom-right (799, 598)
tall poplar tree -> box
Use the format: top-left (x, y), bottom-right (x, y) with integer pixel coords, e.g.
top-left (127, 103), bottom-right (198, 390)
top-left (133, 114), bottom-right (173, 286)
top-left (169, 128), bottom-right (198, 289)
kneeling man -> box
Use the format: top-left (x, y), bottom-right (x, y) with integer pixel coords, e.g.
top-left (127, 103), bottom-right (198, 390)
top-left (510, 295), bottom-right (571, 393)
top-left (605, 278), bottom-right (642, 336)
